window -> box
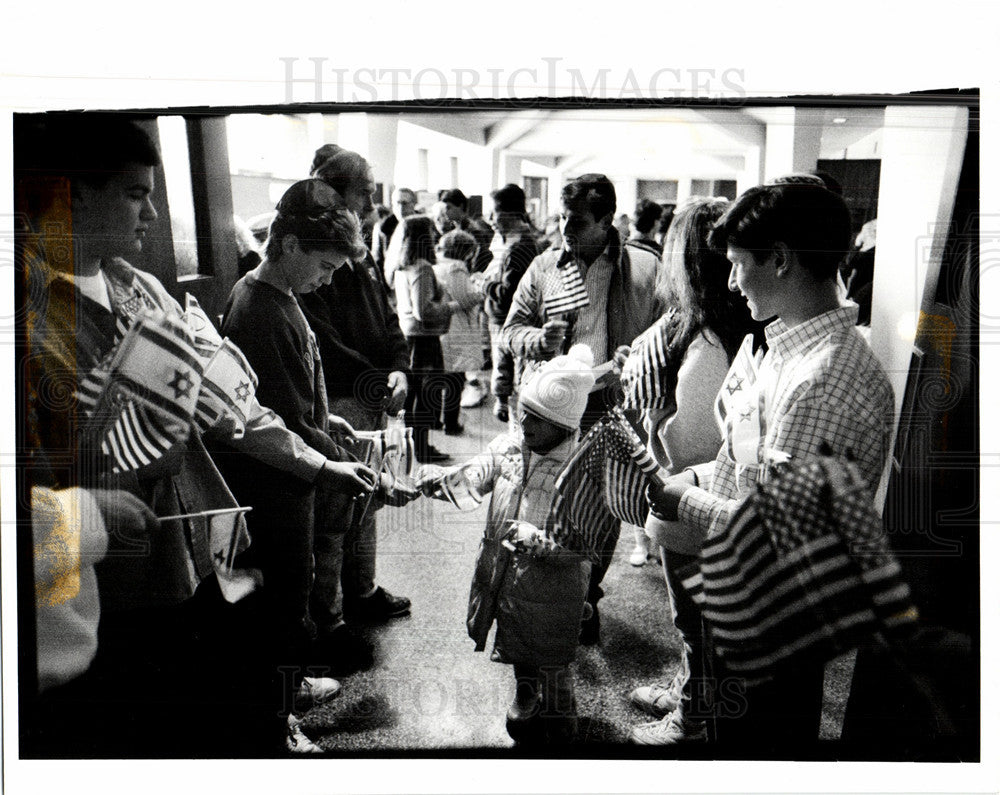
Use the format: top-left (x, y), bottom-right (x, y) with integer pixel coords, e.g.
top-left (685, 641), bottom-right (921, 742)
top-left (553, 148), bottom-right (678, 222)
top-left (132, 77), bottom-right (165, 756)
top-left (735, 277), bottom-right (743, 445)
top-left (157, 116), bottom-right (199, 279)
top-left (637, 179), bottom-right (678, 203)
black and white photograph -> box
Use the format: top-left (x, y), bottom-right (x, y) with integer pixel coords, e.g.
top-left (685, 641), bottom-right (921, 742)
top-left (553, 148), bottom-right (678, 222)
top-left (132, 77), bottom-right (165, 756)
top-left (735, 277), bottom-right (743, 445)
top-left (2, 5), bottom-right (995, 794)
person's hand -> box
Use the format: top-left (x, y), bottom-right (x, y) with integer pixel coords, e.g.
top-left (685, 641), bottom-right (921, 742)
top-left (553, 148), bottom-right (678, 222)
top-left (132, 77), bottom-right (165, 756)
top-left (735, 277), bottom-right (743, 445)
top-left (645, 474), bottom-right (693, 522)
top-left (377, 473), bottom-right (422, 507)
top-left (328, 414), bottom-right (357, 441)
top-left (505, 520), bottom-right (560, 557)
top-left (540, 319), bottom-right (569, 353)
top-left (384, 371), bottom-right (408, 415)
top-left (415, 464), bottom-right (447, 496)
top-left (317, 460), bottom-right (378, 498)
top-left (90, 489), bottom-right (160, 546)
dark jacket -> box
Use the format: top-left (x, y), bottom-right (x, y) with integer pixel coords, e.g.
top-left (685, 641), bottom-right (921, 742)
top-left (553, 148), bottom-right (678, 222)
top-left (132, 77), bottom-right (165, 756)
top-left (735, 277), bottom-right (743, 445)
top-left (298, 250), bottom-right (410, 401)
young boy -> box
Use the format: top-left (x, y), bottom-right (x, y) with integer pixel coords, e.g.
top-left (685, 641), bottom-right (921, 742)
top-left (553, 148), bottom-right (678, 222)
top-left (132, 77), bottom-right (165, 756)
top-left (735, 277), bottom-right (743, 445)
top-left (417, 344), bottom-right (597, 744)
top-left (645, 181), bottom-right (895, 750)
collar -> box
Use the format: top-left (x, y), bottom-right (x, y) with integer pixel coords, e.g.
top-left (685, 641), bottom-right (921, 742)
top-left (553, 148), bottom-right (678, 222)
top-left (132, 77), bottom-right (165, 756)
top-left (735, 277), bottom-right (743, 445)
top-left (764, 304), bottom-right (859, 359)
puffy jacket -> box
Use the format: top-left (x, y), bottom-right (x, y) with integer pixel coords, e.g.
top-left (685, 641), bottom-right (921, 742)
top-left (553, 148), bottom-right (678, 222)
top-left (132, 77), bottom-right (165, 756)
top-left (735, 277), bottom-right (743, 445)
top-left (455, 433), bottom-right (590, 667)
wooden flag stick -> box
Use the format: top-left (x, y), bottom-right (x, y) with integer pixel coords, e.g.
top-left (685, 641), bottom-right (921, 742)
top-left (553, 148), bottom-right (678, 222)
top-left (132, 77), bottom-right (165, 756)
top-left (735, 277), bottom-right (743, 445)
top-left (158, 506), bottom-right (253, 522)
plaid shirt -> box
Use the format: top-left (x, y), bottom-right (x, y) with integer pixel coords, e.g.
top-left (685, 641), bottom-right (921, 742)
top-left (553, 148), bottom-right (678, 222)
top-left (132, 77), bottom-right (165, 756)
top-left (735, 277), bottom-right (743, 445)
top-left (679, 305), bottom-right (894, 538)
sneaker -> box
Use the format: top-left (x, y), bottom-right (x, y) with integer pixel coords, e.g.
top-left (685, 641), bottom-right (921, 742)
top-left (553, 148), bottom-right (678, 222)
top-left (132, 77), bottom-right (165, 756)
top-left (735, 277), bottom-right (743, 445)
top-left (460, 379), bottom-right (488, 408)
top-left (286, 714), bottom-right (323, 754)
top-left (345, 586), bottom-right (411, 623)
top-left (630, 713), bottom-right (707, 745)
top-left (294, 676), bottom-right (341, 712)
top-left (629, 671), bottom-right (686, 718)
top-left (629, 543), bottom-right (649, 567)
top-left (492, 397), bottom-right (509, 424)
top-left (314, 624), bottom-right (374, 676)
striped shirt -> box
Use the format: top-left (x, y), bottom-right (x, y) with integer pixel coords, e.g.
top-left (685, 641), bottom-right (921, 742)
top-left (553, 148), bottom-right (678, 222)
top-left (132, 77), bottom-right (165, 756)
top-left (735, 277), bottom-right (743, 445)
top-left (679, 304), bottom-right (894, 538)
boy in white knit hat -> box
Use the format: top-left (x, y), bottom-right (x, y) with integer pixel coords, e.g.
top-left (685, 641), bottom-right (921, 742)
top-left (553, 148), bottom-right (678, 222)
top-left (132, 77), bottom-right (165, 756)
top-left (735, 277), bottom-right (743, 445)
top-left (417, 344), bottom-right (597, 744)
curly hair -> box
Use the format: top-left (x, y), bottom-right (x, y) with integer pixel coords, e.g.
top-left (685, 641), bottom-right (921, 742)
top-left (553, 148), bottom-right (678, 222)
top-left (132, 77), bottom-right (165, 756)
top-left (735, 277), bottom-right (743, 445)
top-left (661, 197), bottom-right (756, 362)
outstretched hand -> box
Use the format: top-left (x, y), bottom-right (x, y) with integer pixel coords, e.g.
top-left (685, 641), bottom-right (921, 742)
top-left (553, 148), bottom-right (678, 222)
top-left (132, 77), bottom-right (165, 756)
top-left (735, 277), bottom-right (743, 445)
top-left (415, 464), bottom-right (447, 496)
top-left (318, 460), bottom-right (378, 498)
top-left (377, 473), bottom-right (422, 507)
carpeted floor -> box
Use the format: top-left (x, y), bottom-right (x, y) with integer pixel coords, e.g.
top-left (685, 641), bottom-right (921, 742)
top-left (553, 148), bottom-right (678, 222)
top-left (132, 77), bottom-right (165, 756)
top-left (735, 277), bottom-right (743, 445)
top-left (300, 398), bottom-right (852, 753)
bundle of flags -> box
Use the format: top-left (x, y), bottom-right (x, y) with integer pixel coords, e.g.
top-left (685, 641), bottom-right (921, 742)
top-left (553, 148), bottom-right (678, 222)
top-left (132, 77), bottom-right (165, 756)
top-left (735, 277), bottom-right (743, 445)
top-left (550, 407), bottom-right (665, 561)
top-left (679, 454), bottom-right (917, 686)
top-left (77, 308), bottom-right (204, 474)
top-left (76, 295), bottom-right (260, 474)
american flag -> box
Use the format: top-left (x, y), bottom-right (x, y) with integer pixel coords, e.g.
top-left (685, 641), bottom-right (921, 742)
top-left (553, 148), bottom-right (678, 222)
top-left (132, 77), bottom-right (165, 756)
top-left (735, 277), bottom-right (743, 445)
top-left (546, 249), bottom-right (590, 316)
top-left (620, 312), bottom-right (675, 410)
top-left (679, 455), bottom-right (917, 685)
top-left (550, 410), bottom-right (664, 560)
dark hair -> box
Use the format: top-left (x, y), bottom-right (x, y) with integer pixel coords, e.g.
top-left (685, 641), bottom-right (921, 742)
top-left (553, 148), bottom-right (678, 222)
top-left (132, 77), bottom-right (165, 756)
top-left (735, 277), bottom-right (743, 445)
top-left (439, 229), bottom-right (477, 262)
top-left (16, 113), bottom-right (161, 189)
top-left (440, 189), bottom-right (468, 211)
top-left (398, 215), bottom-right (437, 268)
top-left (707, 184), bottom-right (851, 281)
top-left (490, 183), bottom-right (527, 215)
top-left (633, 199), bottom-right (662, 235)
top-left (309, 144), bottom-right (370, 198)
top-left (560, 173), bottom-right (616, 221)
top-left (662, 198), bottom-right (756, 362)
top-left (265, 179), bottom-right (366, 262)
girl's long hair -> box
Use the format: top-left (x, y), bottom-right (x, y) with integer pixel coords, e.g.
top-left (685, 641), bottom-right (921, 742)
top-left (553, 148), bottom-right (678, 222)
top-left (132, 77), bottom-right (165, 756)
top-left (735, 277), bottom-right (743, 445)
top-left (659, 197), bottom-right (756, 362)
top-left (399, 215), bottom-right (437, 268)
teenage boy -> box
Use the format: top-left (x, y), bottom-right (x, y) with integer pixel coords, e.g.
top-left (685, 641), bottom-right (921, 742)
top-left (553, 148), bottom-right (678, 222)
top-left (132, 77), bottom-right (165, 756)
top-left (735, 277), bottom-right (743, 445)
top-left (646, 181), bottom-right (894, 752)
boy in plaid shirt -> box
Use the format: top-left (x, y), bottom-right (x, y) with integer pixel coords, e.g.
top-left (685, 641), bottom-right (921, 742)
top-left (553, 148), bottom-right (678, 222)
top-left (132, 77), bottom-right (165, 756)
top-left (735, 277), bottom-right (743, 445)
top-left (646, 179), bottom-right (894, 751)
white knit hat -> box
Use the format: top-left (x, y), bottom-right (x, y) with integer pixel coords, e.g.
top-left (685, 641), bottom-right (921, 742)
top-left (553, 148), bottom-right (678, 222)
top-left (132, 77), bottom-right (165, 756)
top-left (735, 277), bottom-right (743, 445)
top-left (519, 344), bottom-right (596, 430)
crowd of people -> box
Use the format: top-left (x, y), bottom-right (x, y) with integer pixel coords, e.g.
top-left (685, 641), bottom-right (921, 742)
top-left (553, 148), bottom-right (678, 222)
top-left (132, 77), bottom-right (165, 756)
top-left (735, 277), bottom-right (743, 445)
top-left (18, 112), bottom-right (955, 759)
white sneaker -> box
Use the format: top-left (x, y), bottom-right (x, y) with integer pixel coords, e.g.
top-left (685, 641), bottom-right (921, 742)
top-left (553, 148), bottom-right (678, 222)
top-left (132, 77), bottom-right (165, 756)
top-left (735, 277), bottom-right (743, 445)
top-left (460, 379), bottom-right (488, 408)
top-left (629, 543), bottom-right (649, 567)
top-left (629, 713), bottom-right (707, 745)
top-left (294, 676), bottom-right (341, 711)
top-left (629, 668), bottom-right (686, 718)
top-left (286, 714), bottom-right (323, 754)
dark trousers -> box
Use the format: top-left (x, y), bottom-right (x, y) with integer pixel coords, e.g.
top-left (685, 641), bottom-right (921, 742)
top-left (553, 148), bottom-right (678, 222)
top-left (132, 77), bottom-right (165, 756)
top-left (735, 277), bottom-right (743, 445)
top-left (440, 371), bottom-right (466, 431)
top-left (404, 336), bottom-right (445, 456)
top-left (712, 660), bottom-right (825, 756)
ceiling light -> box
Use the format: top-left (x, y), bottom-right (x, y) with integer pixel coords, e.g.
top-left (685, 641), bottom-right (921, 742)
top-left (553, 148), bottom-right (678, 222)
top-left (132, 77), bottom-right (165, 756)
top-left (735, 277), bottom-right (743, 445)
top-left (832, 117), bottom-right (848, 124)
